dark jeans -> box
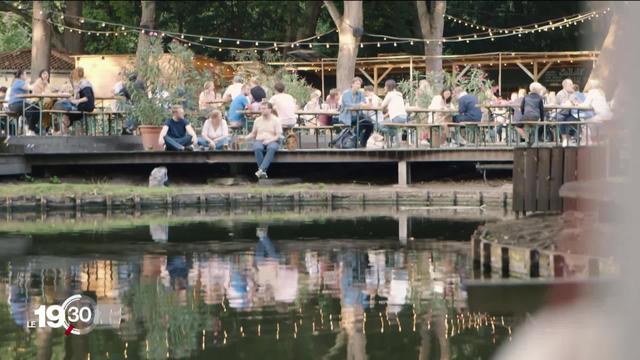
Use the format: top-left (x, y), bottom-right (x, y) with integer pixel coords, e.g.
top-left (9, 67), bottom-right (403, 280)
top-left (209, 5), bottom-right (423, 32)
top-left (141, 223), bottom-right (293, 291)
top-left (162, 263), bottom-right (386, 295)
top-left (8, 101), bottom-right (40, 133)
top-left (252, 141), bottom-right (279, 172)
top-left (356, 118), bottom-right (374, 147)
top-left (164, 135), bottom-right (193, 151)
top-left (453, 114), bottom-right (480, 123)
top-left (557, 113), bottom-right (578, 136)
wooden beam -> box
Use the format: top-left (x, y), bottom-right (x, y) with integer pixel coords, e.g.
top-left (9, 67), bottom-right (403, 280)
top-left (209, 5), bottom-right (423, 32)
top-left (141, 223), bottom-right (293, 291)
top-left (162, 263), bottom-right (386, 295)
top-left (376, 66), bottom-right (394, 85)
top-left (455, 64), bottom-right (472, 82)
top-left (516, 61), bottom-right (535, 80)
top-left (357, 67), bottom-right (375, 85)
top-left (536, 62), bottom-right (553, 81)
top-left (321, 59), bottom-right (325, 99)
top-left (373, 66), bottom-right (378, 93)
top-left (533, 61), bottom-right (539, 79)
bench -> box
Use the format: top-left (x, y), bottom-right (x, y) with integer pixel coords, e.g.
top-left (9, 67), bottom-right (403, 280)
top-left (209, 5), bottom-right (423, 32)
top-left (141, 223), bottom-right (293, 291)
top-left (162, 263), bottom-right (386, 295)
top-left (0, 111), bottom-right (20, 136)
top-left (381, 122), bottom-right (444, 148)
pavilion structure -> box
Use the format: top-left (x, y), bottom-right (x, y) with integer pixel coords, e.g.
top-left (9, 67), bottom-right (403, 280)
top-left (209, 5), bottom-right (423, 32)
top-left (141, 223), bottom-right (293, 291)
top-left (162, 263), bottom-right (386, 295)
top-left (225, 50), bottom-right (599, 97)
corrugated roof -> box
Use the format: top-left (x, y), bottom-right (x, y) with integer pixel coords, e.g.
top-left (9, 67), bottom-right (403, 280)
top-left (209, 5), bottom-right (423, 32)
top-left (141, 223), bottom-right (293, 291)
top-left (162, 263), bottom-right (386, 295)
top-left (0, 48), bottom-right (74, 72)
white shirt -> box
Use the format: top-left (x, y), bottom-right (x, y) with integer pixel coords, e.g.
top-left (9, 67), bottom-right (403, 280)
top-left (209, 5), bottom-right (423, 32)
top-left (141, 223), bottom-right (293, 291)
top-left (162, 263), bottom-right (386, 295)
top-left (584, 89), bottom-right (613, 121)
top-left (269, 93), bottom-right (297, 126)
top-left (201, 119), bottom-right (229, 139)
top-left (223, 83), bottom-right (243, 100)
top-left (381, 90), bottom-right (407, 120)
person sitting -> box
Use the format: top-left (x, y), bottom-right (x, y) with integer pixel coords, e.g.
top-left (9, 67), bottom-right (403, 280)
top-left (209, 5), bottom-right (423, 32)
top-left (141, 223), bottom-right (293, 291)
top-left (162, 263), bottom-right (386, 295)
top-left (339, 77), bottom-right (373, 147)
top-left (320, 88), bottom-right (340, 126)
top-left (198, 109), bottom-right (230, 150)
top-left (570, 84), bottom-right (594, 120)
top-left (61, 67), bottom-right (95, 134)
top-left (8, 69), bottom-right (41, 135)
top-left (582, 79), bottom-right (612, 122)
top-left (519, 82), bottom-right (546, 143)
top-left (243, 102), bottom-right (282, 179)
top-left (428, 88), bottom-right (454, 145)
top-left (363, 85), bottom-right (383, 125)
top-left (0, 86), bottom-right (6, 100)
top-left (452, 86), bottom-right (482, 122)
top-left (269, 81), bottom-right (298, 128)
top-left (249, 82), bottom-right (267, 111)
top-left (555, 78), bottom-right (578, 145)
top-left (302, 89), bottom-right (322, 125)
top-left (198, 81), bottom-right (218, 111)
top-left (158, 105), bottom-right (198, 151)
top-left (380, 79), bottom-right (408, 146)
top-left (227, 84), bottom-right (251, 128)
top-left (222, 75), bottom-right (244, 103)
top-left (32, 69), bottom-right (56, 133)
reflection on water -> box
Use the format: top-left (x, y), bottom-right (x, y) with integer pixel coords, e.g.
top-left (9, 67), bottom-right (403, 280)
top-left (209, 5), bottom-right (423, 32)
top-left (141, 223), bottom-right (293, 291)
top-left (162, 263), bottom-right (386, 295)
top-left (0, 215), bottom-right (516, 359)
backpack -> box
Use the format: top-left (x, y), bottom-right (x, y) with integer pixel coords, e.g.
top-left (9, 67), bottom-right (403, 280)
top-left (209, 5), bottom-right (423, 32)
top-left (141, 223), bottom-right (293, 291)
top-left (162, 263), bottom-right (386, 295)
top-left (330, 128), bottom-right (356, 149)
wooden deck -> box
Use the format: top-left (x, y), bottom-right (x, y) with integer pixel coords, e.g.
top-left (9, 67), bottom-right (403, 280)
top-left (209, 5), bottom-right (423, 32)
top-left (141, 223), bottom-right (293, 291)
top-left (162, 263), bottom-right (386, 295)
top-left (0, 136), bottom-right (514, 185)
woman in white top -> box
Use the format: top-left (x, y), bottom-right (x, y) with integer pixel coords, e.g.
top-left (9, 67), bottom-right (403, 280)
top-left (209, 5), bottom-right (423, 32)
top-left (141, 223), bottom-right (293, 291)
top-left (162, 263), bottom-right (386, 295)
top-left (426, 88), bottom-right (454, 145)
top-left (198, 109), bottom-right (229, 150)
top-left (381, 79), bottom-right (407, 123)
top-left (199, 81), bottom-right (218, 111)
top-left (302, 89), bottom-right (322, 125)
top-left (583, 79), bottom-right (613, 122)
top-left (381, 79), bottom-right (407, 147)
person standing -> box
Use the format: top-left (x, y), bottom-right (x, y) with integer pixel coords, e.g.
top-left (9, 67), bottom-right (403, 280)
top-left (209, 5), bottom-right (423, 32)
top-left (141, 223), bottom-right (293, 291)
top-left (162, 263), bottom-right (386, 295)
top-left (243, 102), bottom-right (282, 179)
top-left (7, 69), bottom-right (40, 135)
top-left (269, 81), bottom-right (298, 128)
top-left (158, 105), bottom-right (198, 151)
top-left (222, 75), bottom-right (244, 102)
top-left (555, 78), bottom-right (577, 146)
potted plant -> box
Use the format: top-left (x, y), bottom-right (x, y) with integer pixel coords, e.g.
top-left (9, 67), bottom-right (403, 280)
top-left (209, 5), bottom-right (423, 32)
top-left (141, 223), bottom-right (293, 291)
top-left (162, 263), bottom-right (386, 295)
top-left (127, 38), bottom-right (209, 150)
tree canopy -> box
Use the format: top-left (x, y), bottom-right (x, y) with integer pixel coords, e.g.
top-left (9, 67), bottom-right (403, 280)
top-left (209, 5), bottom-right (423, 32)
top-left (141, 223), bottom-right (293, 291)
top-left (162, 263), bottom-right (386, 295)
top-left (0, 1), bottom-right (610, 58)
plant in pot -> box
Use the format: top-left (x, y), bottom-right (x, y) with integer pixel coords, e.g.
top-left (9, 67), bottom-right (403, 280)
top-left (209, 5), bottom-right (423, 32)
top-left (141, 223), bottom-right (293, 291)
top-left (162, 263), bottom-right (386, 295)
top-left (127, 38), bottom-right (209, 150)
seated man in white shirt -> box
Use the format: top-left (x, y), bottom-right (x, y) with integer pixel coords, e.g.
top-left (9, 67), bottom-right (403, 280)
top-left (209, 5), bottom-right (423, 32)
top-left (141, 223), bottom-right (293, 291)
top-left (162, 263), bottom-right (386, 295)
top-left (198, 109), bottom-right (230, 150)
top-left (269, 81), bottom-right (298, 128)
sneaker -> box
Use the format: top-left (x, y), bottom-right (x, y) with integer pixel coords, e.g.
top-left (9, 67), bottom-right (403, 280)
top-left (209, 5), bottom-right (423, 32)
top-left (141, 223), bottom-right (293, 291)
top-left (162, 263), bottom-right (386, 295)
top-left (184, 145), bottom-right (194, 151)
top-left (255, 169), bottom-right (264, 179)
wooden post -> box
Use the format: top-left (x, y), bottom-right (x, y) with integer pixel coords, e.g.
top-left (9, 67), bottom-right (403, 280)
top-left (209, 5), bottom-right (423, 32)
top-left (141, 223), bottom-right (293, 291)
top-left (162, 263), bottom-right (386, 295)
top-left (373, 66), bottom-right (378, 94)
top-left (409, 56), bottom-right (414, 101)
top-left (498, 53), bottom-right (502, 97)
top-left (398, 160), bottom-right (411, 186)
top-left (321, 59), bottom-right (325, 99)
top-left (533, 61), bottom-right (539, 81)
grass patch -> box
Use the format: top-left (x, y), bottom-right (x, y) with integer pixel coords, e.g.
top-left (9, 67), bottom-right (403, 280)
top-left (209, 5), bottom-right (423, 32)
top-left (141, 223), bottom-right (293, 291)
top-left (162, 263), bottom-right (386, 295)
top-left (0, 182), bottom-right (330, 198)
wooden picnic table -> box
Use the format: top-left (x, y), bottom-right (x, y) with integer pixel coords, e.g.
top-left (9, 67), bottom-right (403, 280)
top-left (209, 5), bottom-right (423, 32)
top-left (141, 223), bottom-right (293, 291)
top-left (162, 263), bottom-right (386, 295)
top-left (294, 109), bottom-right (339, 126)
top-left (290, 125), bottom-right (336, 148)
top-left (381, 122), bottom-right (447, 148)
top-left (16, 93), bottom-right (72, 134)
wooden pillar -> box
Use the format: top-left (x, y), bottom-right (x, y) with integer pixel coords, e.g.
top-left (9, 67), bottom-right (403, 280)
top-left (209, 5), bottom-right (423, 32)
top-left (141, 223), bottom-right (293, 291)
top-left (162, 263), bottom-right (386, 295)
top-left (398, 160), bottom-right (411, 186)
top-left (398, 213), bottom-right (409, 245)
top-left (498, 53), bottom-right (503, 97)
top-left (409, 56), bottom-right (414, 101)
top-left (373, 66), bottom-right (378, 94)
top-left (321, 59), bottom-right (325, 99)
top-left (533, 61), bottom-right (539, 81)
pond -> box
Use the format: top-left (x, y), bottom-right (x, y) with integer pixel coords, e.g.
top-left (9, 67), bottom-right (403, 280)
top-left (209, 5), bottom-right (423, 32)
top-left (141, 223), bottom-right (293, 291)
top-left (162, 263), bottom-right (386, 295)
top-left (0, 207), bottom-right (517, 359)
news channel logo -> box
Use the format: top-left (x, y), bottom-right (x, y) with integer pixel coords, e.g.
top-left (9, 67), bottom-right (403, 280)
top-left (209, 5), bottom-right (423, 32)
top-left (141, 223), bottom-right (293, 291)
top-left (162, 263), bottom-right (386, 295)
top-left (27, 294), bottom-right (121, 336)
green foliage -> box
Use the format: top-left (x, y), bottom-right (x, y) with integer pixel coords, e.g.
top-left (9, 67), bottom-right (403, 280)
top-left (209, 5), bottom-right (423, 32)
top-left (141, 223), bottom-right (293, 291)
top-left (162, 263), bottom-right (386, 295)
top-left (398, 68), bottom-right (493, 107)
top-left (48, 176), bottom-right (62, 184)
top-left (0, 12), bottom-right (30, 52)
top-left (128, 39), bottom-right (210, 126)
top-left (20, 174), bottom-right (34, 183)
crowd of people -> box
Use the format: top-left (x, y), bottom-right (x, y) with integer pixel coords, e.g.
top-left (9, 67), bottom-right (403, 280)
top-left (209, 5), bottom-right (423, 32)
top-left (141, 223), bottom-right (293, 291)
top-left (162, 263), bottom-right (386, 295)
top-left (2, 67), bottom-right (615, 177)
top-left (2, 68), bottom-right (95, 136)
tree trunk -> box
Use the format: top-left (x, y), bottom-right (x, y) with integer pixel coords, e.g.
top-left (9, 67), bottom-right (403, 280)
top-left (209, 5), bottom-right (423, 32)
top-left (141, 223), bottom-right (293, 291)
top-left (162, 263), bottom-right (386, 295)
top-left (587, 3), bottom-right (620, 97)
top-left (325, 1), bottom-right (363, 92)
top-left (63, 1), bottom-right (83, 54)
top-left (136, 0), bottom-right (156, 66)
top-left (296, 1), bottom-right (323, 39)
top-left (31, 1), bottom-right (51, 82)
top-left (416, 1), bottom-right (446, 87)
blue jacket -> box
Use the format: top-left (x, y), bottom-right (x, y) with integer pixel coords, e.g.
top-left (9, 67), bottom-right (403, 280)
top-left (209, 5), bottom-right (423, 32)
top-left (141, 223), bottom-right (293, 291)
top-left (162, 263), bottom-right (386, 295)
top-left (457, 94), bottom-right (482, 122)
top-left (339, 89), bottom-right (365, 125)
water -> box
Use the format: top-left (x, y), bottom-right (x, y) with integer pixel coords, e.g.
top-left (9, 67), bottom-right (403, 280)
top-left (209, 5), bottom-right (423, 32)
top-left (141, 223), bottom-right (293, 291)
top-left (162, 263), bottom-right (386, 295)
top-left (0, 209), bottom-right (516, 359)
